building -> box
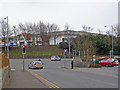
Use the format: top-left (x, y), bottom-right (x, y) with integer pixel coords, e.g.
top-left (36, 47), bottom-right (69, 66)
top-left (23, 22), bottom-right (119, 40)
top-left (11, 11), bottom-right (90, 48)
top-left (49, 30), bottom-right (96, 45)
top-left (16, 33), bottom-right (49, 46)
top-left (6, 30), bottom-right (97, 46)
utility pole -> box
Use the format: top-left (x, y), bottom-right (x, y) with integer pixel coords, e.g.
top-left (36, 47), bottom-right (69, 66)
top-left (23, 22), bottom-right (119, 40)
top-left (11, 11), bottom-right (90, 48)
top-left (111, 25), bottom-right (114, 57)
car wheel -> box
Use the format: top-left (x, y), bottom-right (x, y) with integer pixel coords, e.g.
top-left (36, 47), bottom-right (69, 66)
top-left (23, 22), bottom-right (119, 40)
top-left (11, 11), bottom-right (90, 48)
top-left (106, 64), bottom-right (109, 67)
top-left (31, 66), bottom-right (34, 69)
top-left (28, 67), bottom-right (31, 69)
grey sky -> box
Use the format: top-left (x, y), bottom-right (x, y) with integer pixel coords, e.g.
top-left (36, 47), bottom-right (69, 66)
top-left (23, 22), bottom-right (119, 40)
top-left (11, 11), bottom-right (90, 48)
top-left (0, 0), bottom-right (119, 33)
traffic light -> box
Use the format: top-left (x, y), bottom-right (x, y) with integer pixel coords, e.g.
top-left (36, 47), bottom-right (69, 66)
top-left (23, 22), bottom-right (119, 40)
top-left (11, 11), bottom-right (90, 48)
top-left (22, 45), bottom-right (26, 54)
top-left (64, 49), bottom-right (67, 56)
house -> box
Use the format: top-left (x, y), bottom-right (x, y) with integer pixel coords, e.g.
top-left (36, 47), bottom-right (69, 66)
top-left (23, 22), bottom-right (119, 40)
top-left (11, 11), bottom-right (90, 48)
top-left (16, 33), bottom-right (49, 46)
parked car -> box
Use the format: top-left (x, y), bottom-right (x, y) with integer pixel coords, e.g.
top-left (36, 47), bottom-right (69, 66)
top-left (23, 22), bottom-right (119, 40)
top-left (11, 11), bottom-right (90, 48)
top-left (28, 59), bottom-right (44, 69)
top-left (96, 56), bottom-right (109, 61)
top-left (114, 56), bottom-right (120, 63)
top-left (99, 58), bottom-right (119, 67)
top-left (51, 56), bottom-right (61, 61)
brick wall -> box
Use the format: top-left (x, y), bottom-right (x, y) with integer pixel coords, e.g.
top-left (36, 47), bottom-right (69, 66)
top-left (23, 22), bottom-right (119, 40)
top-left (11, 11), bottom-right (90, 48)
top-left (0, 52), bottom-right (9, 89)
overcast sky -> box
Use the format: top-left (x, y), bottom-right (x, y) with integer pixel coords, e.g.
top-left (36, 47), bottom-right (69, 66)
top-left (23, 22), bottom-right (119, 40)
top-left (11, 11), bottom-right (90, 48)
top-left (0, 0), bottom-right (119, 33)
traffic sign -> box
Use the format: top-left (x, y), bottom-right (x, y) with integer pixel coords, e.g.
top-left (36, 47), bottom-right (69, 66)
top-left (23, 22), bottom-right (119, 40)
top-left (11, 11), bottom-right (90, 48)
top-left (92, 54), bottom-right (96, 61)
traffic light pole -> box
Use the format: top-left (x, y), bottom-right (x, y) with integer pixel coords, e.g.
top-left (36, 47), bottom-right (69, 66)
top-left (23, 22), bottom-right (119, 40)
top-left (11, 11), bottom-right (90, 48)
top-left (64, 55), bottom-right (66, 68)
top-left (23, 53), bottom-right (24, 72)
top-left (64, 49), bottom-right (67, 68)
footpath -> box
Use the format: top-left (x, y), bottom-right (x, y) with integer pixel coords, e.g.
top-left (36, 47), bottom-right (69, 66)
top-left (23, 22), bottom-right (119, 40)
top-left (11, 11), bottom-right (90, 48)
top-left (2, 69), bottom-right (49, 88)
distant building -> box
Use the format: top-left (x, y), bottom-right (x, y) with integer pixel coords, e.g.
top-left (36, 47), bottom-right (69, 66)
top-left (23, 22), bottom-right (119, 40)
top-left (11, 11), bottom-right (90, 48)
top-left (4, 30), bottom-right (97, 46)
top-left (16, 33), bottom-right (49, 46)
top-left (49, 30), bottom-right (97, 45)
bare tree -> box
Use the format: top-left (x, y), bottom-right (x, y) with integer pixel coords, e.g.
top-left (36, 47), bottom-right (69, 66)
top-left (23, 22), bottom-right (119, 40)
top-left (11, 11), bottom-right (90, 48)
top-left (12, 25), bottom-right (19, 44)
top-left (1, 19), bottom-right (13, 45)
top-left (82, 25), bottom-right (93, 32)
top-left (1, 19), bottom-right (7, 48)
top-left (51, 24), bottom-right (59, 45)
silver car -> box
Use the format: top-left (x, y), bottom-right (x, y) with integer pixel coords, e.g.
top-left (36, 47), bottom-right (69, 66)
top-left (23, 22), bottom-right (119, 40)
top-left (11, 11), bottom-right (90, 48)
top-left (51, 56), bottom-right (61, 61)
top-left (28, 60), bottom-right (43, 69)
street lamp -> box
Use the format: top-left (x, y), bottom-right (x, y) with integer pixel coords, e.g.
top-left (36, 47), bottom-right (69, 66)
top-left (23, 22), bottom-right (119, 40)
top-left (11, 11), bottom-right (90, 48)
top-left (104, 25), bottom-right (114, 57)
top-left (4, 16), bottom-right (10, 78)
top-left (4, 16), bottom-right (9, 58)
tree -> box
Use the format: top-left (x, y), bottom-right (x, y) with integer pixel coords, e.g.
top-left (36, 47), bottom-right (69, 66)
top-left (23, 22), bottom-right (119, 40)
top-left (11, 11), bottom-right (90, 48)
top-left (82, 25), bottom-right (93, 32)
top-left (47, 23), bottom-right (59, 45)
top-left (1, 19), bottom-right (13, 46)
top-left (72, 35), bottom-right (96, 59)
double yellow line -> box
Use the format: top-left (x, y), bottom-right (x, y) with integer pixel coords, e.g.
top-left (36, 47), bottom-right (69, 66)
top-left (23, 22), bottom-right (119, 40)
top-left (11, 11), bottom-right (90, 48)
top-left (25, 69), bottom-right (62, 90)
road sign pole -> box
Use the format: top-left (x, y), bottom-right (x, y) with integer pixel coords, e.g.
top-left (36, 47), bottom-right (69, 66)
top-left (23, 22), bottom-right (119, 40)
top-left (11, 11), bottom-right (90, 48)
top-left (23, 54), bottom-right (24, 72)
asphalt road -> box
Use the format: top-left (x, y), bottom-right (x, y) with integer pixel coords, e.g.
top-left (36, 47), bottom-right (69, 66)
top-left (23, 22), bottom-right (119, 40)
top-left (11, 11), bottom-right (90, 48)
top-left (10, 59), bottom-right (118, 88)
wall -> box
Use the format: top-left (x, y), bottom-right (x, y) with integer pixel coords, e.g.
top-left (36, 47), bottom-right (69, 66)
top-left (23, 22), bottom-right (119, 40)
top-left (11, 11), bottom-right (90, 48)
top-left (0, 52), bottom-right (9, 89)
top-left (49, 35), bottom-right (77, 45)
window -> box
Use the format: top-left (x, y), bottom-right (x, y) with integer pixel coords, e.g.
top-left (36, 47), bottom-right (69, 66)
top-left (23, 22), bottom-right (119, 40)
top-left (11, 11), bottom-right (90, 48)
top-left (100, 60), bottom-right (104, 62)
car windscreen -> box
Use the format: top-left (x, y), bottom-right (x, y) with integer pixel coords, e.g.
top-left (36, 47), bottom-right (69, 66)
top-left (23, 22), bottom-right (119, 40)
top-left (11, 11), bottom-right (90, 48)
top-left (34, 59), bottom-right (41, 61)
top-left (55, 56), bottom-right (59, 58)
top-left (51, 56), bottom-right (55, 58)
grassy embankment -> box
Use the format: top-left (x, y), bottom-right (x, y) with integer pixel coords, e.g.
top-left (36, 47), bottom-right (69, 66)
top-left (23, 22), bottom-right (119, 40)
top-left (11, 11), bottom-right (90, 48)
top-left (9, 45), bottom-right (64, 59)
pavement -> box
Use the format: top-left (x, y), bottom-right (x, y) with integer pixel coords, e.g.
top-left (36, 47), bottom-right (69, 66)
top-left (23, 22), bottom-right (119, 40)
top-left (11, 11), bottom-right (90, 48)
top-left (3, 69), bottom-right (50, 88)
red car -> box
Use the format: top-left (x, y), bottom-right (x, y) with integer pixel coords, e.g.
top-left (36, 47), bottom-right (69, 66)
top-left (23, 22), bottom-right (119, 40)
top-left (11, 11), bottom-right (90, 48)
top-left (99, 58), bottom-right (119, 67)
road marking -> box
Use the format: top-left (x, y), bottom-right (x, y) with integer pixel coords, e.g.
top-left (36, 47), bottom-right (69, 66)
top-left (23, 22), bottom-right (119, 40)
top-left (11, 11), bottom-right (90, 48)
top-left (25, 68), bottom-right (62, 90)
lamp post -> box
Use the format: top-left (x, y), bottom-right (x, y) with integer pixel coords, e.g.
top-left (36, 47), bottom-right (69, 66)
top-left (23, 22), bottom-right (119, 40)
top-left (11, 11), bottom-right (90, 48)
top-left (104, 25), bottom-right (114, 57)
top-left (4, 16), bottom-right (10, 78)
top-left (4, 16), bottom-right (9, 58)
